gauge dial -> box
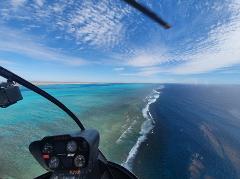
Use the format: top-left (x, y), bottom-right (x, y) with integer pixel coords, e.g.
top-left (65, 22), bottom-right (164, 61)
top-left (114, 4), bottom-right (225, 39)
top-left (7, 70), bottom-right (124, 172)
top-left (66, 140), bottom-right (77, 153)
top-left (48, 156), bottom-right (60, 169)
top-left (42, 143), bottom-right (53, 154)
top-left (74, 154), bottom-right (86, 168)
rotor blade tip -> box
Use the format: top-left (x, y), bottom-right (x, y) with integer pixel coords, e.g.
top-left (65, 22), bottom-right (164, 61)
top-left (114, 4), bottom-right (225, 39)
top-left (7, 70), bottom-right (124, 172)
top-left (164, 24), bottom-right (171, 29)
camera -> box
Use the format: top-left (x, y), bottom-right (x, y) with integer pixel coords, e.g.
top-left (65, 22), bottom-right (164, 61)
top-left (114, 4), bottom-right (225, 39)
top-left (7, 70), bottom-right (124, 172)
top-left (0, 81), bottom-right (23, 108)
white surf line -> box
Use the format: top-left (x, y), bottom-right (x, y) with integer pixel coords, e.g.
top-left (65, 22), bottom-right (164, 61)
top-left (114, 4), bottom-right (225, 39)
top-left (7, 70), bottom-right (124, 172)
top-left (122, 87), bottom-right (162, 170)
top-left (116, 120), bottom-right (137, 144)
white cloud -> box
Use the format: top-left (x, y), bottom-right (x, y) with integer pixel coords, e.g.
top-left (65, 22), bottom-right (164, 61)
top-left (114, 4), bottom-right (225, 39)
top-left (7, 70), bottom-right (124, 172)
top-left (35, 0), bottom-right (44, 7)
top-left (0, 59), bottom-right (15, 65)
top-left (0, 0), bottom-right (132, 49)
top-left (121, 67), bottom-right (162, 77)
top-left (123, 0), bottom-right (240, 76)
top-left (2, 0), bottom-right (240, 78)
top-left (114, 67), bottom-right (125, 71)
top-left (65, 1), bottom-right (131, 48)
top-left (0, 28), bottom-right (87, 66)
top-left (168, 10), bottom-right (240, 74)
top-left (11, 0), bottom-right (26, 8)
top-left (127, 54), bottom-right (160, 67)
top-left (126, 45), bottom-right (171, 67)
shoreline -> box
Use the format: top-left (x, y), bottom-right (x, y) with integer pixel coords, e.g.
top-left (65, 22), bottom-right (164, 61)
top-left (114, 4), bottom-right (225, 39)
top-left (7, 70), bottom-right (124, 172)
top-left (31, 81), bottom-right (99, 85)
top-left (17, 82), bottom-right (240, 86)
top-left (122, 87), bottom-right (162, 170)
top-left (129, 86), bottom-right (169, 178)
top-left (30, 82), bottom-right (164, 86)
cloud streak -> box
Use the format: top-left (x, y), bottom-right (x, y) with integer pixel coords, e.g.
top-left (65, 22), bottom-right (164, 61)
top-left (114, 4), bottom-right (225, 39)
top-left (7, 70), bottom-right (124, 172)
top-left (169, 8), bottom-right (240, 74)
top-left (114, 67), bottom-right (125, 71)
top-left (1, 0), bottom-right (240, 82)
top-left (122, 0), bottom-right (240, 76)
top-left (0, 28), bottom-right (87, 66)
top-left (0, 0), bottom-right (132, 50)
top-left (65, 1), bottom-right (131, 48)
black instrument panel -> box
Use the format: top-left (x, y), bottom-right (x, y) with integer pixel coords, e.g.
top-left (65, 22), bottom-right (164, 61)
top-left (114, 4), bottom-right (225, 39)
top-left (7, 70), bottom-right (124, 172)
top-left (41, 135), bottom-right (89, 171)
top-left (30, 129), bottom-right (100, 178)
top-left (30, 135), bottom-right (90, 172)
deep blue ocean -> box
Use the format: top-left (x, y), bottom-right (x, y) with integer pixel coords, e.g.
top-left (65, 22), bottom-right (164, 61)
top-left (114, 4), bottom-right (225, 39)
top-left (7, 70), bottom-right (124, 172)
top-left (0, 84), bottom-right (240, 179)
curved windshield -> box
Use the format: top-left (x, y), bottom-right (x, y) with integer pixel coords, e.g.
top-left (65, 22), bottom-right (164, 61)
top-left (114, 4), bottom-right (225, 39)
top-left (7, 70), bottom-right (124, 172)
top-left (1, 0), bottom-right (240, 179)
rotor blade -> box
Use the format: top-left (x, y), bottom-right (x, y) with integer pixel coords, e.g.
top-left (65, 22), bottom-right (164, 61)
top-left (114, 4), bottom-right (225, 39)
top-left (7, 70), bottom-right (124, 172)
top-left (123, 0), bottom-right (171, 29)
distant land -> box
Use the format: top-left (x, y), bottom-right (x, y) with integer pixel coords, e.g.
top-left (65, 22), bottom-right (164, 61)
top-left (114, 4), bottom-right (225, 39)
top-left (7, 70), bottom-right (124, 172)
top-left (29, 82), bottom-right (240, 86)
top-left (31, 81), bottom-right (100, 85)
top-left (30, 81), bottom-right (159, 85)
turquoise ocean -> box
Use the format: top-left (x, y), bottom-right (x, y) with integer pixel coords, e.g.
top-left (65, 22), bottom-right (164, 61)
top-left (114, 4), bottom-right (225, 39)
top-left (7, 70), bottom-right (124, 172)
top-left (1, 84), bottom-right (240, 179)
top-left (0, 83), bottom-right (160, 179)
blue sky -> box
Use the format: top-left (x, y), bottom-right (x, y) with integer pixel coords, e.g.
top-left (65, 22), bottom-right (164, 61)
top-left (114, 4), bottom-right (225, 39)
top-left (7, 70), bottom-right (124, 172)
top-left (0, 0), bottom-right (240, 83)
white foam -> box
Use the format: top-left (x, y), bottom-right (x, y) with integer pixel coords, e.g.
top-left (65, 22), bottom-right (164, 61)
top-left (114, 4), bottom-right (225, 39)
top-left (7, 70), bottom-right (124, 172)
top-left (116, 120), bottom-right (137, 144)
top-left (122, 87), bottom-right (162, 170)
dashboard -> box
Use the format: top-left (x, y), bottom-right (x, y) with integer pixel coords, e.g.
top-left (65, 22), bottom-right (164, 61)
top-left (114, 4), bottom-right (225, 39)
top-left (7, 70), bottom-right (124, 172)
top-left (41, 136), bottom-right (89, 170)
top-left (29, 129), bottom-right (100, 178)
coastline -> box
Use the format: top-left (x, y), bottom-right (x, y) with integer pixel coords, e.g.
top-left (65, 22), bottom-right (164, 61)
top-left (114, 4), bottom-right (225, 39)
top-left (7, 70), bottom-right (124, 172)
top-left (28, 82), bottom-right (164, 86)
top-left (1, 84), bottom-right (239, 178)
top-left (129, 86), bottom-right (169, 179)
top-left (130, 84), bottom-right (240, 179)
top-left (122, 87), bottom-right (163, 171)
top-left (31, 81), bottom-right (98, 86)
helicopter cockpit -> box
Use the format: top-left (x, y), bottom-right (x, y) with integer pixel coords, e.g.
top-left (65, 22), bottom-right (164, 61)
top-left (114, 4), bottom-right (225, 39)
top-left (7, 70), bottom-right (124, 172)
top-left (0, 1), bottom-right (170, 178)
top-left (0, 66), bottom-right (137, 179)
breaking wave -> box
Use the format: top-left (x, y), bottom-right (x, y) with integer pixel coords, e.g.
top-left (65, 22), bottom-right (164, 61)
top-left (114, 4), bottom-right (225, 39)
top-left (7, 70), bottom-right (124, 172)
top-left (122, 86), bottom-right (163, 170)
top-left (116, 120), bottom-right (137, 144)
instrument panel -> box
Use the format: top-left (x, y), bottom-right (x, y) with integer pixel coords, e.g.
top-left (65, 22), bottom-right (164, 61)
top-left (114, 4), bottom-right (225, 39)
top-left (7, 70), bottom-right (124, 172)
top-left (40, 136), bottom-right (89, 170)
top-left (29, 129), bottom-right (100, 177)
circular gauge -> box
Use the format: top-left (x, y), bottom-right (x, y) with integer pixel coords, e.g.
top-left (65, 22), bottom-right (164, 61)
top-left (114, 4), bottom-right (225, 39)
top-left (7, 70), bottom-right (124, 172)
top-left (66, 140), bottom-right (78, 153)
top-left (74, 154), bottom-right (86, 168)
top-left (48, 156), bottom-right (60, 169)
top-left (42, 143), bottom-right (53, 154)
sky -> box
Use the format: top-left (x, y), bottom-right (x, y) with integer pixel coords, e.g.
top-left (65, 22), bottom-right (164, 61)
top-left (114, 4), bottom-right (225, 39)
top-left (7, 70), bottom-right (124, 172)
top-left (0, 0), bottom-right (240, 84)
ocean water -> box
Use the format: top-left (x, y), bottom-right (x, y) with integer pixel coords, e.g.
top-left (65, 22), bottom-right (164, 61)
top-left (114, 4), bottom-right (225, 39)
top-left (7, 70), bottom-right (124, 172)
top-left (0, 83), bottom-right (158, 179)
top-left (0, 84), bottom-right (240, 179)
top-left (133, 84), bottom-right (240, 179)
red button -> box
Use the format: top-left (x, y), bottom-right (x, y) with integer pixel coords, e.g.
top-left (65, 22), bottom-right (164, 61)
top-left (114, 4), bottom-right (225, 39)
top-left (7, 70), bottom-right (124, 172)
top-left (43, 154), bottom-right (49, 159)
